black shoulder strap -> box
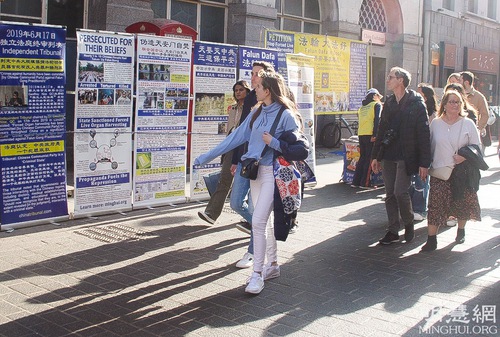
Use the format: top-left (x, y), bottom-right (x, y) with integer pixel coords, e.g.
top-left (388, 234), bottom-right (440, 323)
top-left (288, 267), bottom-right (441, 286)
top-left (259, 106), bottom-right (286, 158)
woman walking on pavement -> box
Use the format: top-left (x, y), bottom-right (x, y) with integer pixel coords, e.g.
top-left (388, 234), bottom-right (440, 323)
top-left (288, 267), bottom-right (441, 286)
top-left (195, 71), bottom-right (301, 294)
top-left (421, 90), bottom-right (482, 251)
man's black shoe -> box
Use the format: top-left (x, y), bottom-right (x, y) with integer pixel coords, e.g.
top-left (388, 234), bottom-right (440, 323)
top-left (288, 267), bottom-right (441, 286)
top-left (379, 231), bottom-right (400, 245)
top-left (404, 225), bottom-right (415, 242)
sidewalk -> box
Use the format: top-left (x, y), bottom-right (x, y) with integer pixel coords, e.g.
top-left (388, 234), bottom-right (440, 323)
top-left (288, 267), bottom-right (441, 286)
top-left (0, 144), bottom-right (499, 337)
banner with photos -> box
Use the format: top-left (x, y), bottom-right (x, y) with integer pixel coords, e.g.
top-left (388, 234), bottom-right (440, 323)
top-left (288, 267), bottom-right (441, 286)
top-left (190, 41), bottom-right (238, 199)
top-left (133, 35), bottom-right (192, 207)
top-left (73, 30), bottom-right (135, 216)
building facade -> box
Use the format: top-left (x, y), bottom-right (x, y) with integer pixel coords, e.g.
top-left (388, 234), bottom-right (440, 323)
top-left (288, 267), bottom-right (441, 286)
top-left (1, 0), bottom-right (499, 101)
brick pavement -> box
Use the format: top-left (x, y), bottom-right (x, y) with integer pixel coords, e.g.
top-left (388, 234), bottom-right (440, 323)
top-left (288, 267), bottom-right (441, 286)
top-left (0, 144), bottom-right (499, 337)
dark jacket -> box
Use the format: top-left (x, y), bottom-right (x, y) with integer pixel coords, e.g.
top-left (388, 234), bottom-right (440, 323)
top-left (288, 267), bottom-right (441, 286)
top-left (371, 89), bottom-right (431, 175)
top-left (458, 144), bottom-right (489, 171)
top-left (273, 130), bottom-right (309, 242)
top-left (232, 89), bottom-right (257, 165)
top-left (276, 130), bottom-right (309, 162)
top-left (450, 144), bottom-right (487, 200)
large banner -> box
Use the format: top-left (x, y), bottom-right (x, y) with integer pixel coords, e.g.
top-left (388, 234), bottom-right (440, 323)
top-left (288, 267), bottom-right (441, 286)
top-left (133, 35), bottom-right (192, 207)
top-left (190, 41), bottom-right (238, 199)
top-left (265, 29), bottom-right (368, 115)
top-left (286, 54), bottom-right (317, 182)
top-left (0, 22), bottom-right (67, 227)
top-left (73, 30), bottom-right (135, 216)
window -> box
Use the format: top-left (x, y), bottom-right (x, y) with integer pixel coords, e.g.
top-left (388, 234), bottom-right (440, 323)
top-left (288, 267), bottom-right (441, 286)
top-left (467, 0), bottom-right (478, 14)
top-left (152, 0), bottom-right (227, 43)
top-left (488, 0), bottom-right (497, 20)
top-left (275, 0), bottom-right (321, 33)
top-left (200, 5), bottom-right (225, 43)
top-left (0, 0), bottom-right (42, 23)
top-left (48, 0), bottom-right (85, 38)
top-left (359, 0), bottom-right (387, 33)
top-left (442, 0), bottom-right (454, 11)
top-left (0, 0), bottom-right (85, 37)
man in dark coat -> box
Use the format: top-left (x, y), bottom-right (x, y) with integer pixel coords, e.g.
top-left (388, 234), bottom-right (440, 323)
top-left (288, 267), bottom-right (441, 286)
top-left (371, 67), bottom-right (431, 245)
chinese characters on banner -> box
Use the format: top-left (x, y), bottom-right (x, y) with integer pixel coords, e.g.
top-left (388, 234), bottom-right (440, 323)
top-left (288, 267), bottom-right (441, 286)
top-left (190, 41), bottom-right (238, 198)
top-left (265, 29), bottom-right (368, 115)
top-left (237, 46), bottom-right (279, 83)
top-left (133, 35), bottom-right (192, 207)
top-left (0, 22), bottom-right (68, 227)
top-left (73, 31), bottom-right (135, 216)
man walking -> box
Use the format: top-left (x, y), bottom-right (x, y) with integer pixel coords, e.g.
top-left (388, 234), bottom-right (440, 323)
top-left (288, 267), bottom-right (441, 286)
top-left (371, 67), bottom-right (431, 245)
top-left (460, 71), bottom-right (490, 147)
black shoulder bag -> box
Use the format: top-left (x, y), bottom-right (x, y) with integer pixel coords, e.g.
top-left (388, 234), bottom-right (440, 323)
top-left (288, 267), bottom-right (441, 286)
top-left (240, 106), bottom-right (286, 180)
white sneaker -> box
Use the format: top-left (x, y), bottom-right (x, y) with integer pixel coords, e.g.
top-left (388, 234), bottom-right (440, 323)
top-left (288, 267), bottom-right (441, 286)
top-left (446, 217), bottom-right (457, 227)
top-left (245, 272), bottom-right (264, 294)
top-left (413, 213), bottom-right (425, 221)
top-left (235, 252), bottom-right (253, 268)
top-left (263, 264), bottom-right (280, 280)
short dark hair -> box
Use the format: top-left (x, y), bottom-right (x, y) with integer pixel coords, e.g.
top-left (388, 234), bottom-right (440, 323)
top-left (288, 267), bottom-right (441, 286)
top-left (252, 61), bottom-right (275, 72)
top-left (460, 71), bottom-right (474, 86)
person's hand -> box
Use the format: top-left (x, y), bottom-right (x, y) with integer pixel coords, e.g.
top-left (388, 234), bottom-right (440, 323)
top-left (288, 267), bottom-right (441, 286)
top-left (262, 131), bottom-right (273, 145)
top-left (230, 164), bottom-right (237, 176)
top-left (419, 167), bottom-right (428, 182)
top-left (371, 159), bottom-right (381, 174)
top-left (370, 136), bottom-right (376, 142)
top-left (453, 154), bottom-right (466, 165)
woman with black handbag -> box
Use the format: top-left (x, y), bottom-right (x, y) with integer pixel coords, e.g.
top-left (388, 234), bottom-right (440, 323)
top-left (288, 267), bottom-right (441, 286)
top-left (421, 90), bottom-right (482, 252)
top-left (195, 71), bottom-right (301, 294)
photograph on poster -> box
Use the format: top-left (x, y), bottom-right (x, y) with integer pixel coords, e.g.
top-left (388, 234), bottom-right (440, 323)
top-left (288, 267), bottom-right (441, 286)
top-left (136, 152), bottom-right (152, 169)
top-left (303, 81), bottom-right (313, 94)
top-left (0, 86), bottom-right (28, 109)
top-left (98, 89), bottom-right (115, 105)
top-left (174, 98), bottom-right (188, 110)
top-left (78, 89), bottom-right (97, 105)
top-left (139, 63), bottom-right (171, 82)
top-left (315, 92), bottom-right (335, 112)
top-left (218, 122), bottom-right (227, 134)
top-left (115, 89), bottom-right (131, 105)
top-left (78, 61), bottom-right (104, 83)
top-left (178, 88), bottom-right (189, 97)
top-left (166, 88), bottom-right (178, 97)
top-left (139, 89), bottom-right (164, 109)
top-left (194, 93), bottom-right (225, 115)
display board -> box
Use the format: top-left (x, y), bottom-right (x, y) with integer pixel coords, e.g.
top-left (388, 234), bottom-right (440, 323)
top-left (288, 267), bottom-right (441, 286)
top-left (73, 30), bottom-right (135, 216)
top-left (0, 22), bottom-right (68, 227)
top-left (133, 35), bottom-right (192, 207)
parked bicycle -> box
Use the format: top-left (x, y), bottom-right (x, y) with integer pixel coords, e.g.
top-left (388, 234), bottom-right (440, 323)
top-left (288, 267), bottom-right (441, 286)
top-left (320, 115), bottom-right (358, 148)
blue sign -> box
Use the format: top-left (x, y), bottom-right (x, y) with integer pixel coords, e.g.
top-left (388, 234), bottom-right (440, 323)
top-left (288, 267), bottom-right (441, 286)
top-left (0, 23), bottom-right (68, 225)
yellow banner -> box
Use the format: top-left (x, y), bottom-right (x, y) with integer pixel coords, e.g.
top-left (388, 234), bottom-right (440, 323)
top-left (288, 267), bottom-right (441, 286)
top-left (0, 58), bottom-right (64, 72)
top-left (1, 141), bottom-right (65, 156)
top-left (265, 30), bottom-right (368, 115)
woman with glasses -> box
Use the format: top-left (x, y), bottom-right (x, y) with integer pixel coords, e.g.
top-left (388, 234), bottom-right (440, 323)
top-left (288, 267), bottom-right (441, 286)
top-left (195, 70), bottom-right (302, 294)
top-left (421, 90), bottom-right (481, 252)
